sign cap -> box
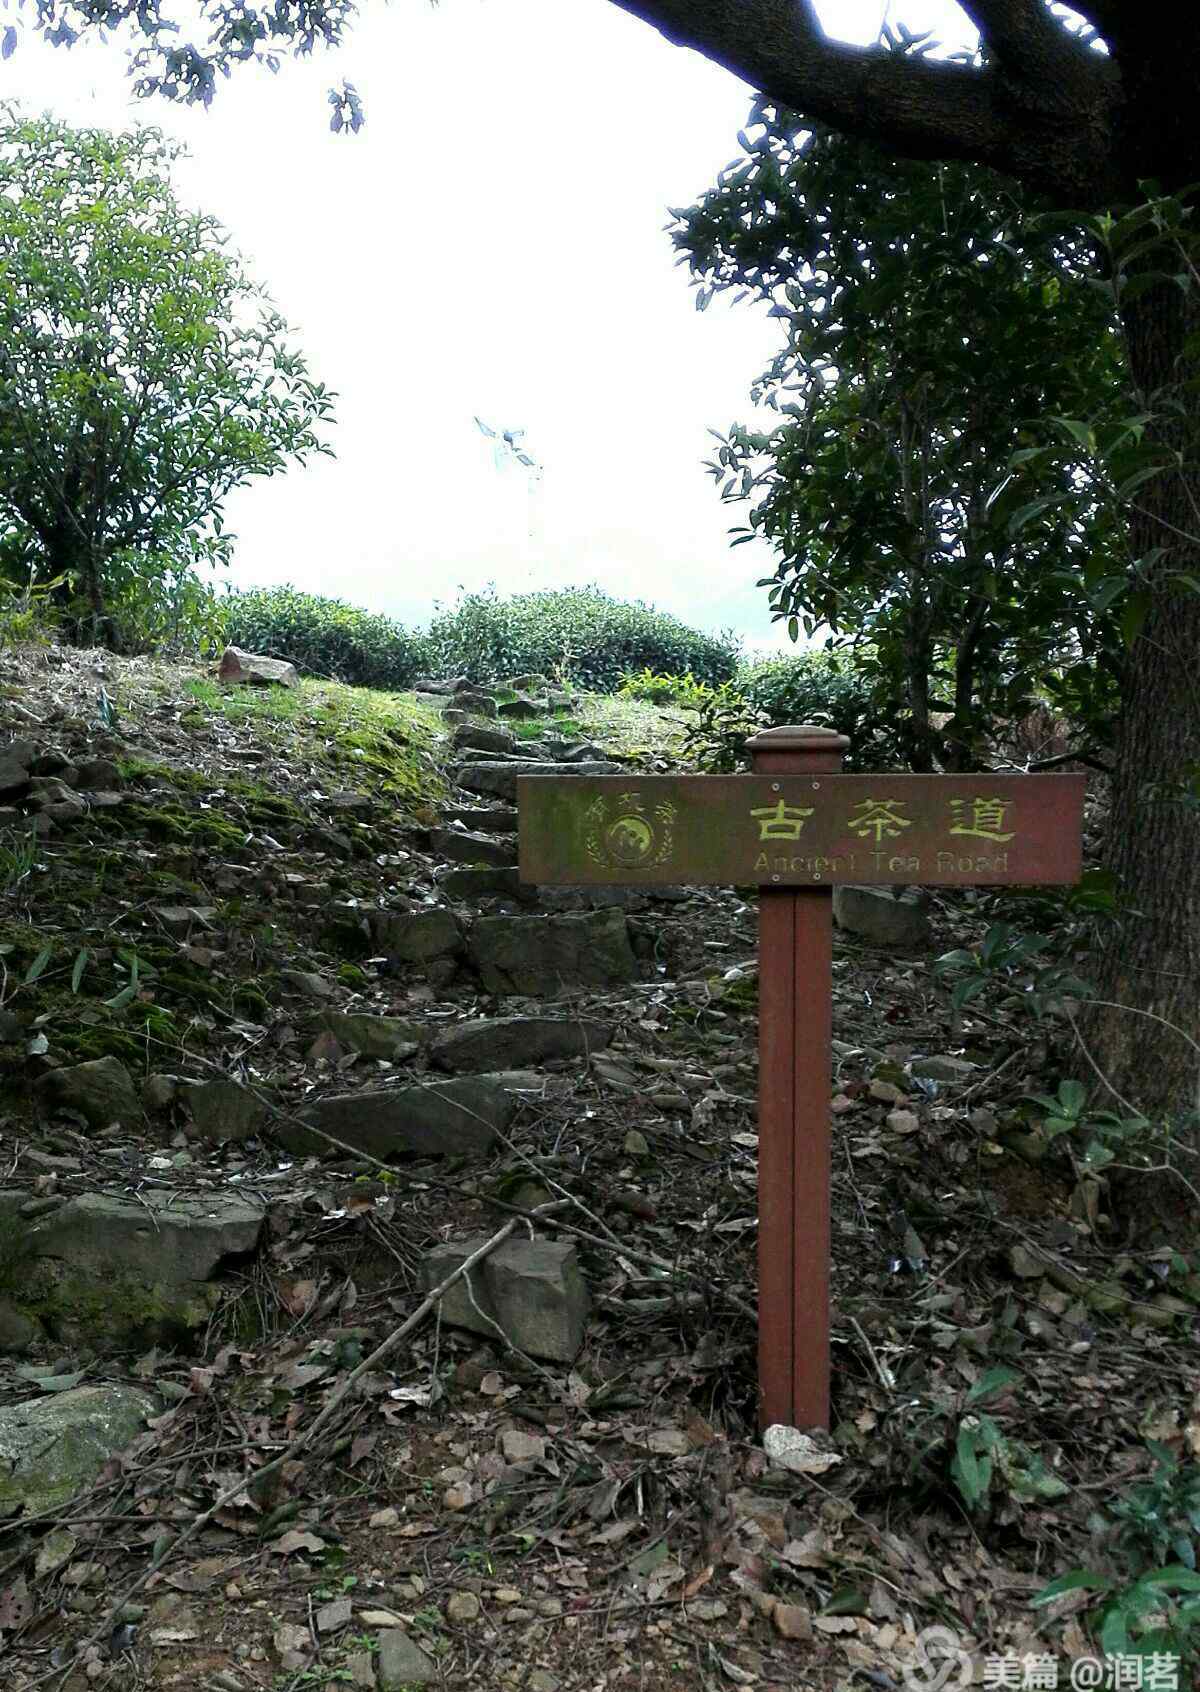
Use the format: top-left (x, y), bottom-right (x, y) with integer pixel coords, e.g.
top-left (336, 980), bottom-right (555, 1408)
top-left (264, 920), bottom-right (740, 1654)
top-left (745, 723), bottom-right (851, 755)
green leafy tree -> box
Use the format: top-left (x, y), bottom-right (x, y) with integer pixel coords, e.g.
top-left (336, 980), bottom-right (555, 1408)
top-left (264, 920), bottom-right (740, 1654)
top-left (673, 107), bottom-right (1127, 773)
top-left (19, 1), bottom-right (1200, 1118)
top-left (0, 111), bottom-right (334, 644)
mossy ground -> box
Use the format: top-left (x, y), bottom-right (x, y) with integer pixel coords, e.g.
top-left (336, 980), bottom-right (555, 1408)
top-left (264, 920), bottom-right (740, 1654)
top-left (0, 663), bottom-right (466, 1087)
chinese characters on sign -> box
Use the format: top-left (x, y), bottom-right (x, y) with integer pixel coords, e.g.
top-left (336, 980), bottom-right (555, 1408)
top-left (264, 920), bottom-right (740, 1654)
top-left (750, 791), bottom-right (1018, 880)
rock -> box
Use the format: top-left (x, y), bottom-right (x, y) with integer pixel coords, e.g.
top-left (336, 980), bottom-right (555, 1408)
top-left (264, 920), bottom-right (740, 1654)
top-left (278, 1077), bottom-right (515, 1160)
top-left (441, 708), bottom-right (469, 727)
top-left (34, 1057), bottom-right (140, 1129)
top-left (0, 738), bottom-right (34, 796)
top-left (456, 760), bottom-right (620, 804)
top-left (421, 1235), bottom-right (589, 1362)
top-left (376, 1630), bottom-right (436, 1687)
top-left (0, 1385), bottom-right (154, 1515)
top-left (308, 824), bottom-right (354, 859)
top-left (451, 724), bottom-right (516, 756)
top-left (74, 756), bottom-right (121, 791)
top-left (537, 885), bottom-right (645, 912)
top-left (346, 1651), bottom-right (376, 1687)
top-left (438, 867), bottom-right (528, 902)
top-left (0, 1187), bottom-right (261, 1350)
top-left (142, 1073), bottom-right (179, 1112)
top-left (10, 1189), bottom-right (263, 1285)
top-left (26, 776), bottom-right (79, 809)
top-left (772, 1602), bottom-right (813, 1641)
top-left (0, 1297), bottom-right (37, 1353)
top-left (497, 696), bottom-right (547, 720)
top-left (183, 1078), bottom-right (268, 1143)
top-left (280, 969), bottom-right (337, 1000)
top-left (218, 646), bottom-right (300, 689)
top-left (440, 806), bottom-right (520, 834)
top-left (429, 827), bottom-right (517, 869)
top-left (545, 740), bottom-right (605, 762)
top-left (318, 1013), bottom-right (425, 1062)
top-left (469, 909), bottom-right (637, 996)
top-left (910, 1054), bottom-right (976, 1082)
top-left (446, 1590), bottom-right (481, 1624)
top-left (432, 1016), bottom-right (612, 1072)
top-left (370, 908), bottom-right (463, 963)
top-left (154, 904), bottom-right (218, 932)
top-left (413, 675), bottom-right (469, 695)
top-left (500, 1429), bottom-right (546, 1463)
top-left (449, 691), bottom-right (497, 719)
top-left (501, 674), bottom-right (545, 692)
top-left (832, 885), bottom-right (932, 947)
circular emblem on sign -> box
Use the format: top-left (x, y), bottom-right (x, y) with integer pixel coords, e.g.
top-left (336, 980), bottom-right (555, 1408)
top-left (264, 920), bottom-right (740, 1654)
top-left (605, 813), bottom-right (655, 866)
top-left (585, 793), bottom-right (676, 872)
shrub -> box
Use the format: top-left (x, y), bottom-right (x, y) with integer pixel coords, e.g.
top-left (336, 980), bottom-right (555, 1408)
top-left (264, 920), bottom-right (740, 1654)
top-left (736, 651), bottom-right (906, 769)
top-left (425, 586), bottom-right (741, 692)
top-left (617, 667), bottom-right (713, 708)
top-left (223, 587), bottom-right (431, 690)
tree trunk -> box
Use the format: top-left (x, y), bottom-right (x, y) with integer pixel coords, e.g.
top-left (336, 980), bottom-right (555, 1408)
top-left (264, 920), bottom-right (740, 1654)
top-left (1088, 275), bottom-right (1200, 1138)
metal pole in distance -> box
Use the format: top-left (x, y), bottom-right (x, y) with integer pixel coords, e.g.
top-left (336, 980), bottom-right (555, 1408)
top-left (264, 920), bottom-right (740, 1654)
top-left (747, 724), bottom-right (849, 1431)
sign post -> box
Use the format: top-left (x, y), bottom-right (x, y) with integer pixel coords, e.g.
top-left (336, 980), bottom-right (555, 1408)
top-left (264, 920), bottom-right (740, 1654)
top-left (517, 728), bottom-right (1085, 1431)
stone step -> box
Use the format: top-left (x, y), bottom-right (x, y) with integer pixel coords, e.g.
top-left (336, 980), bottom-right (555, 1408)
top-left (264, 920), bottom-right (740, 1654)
top-left (468, 908), bottom-right (638, 995)
top-left (429, 827), bottom-right (518, 869)
top-left (439, 806), bottom-right (519, 834)
top-left (456, 760), bottom-right (620, 804)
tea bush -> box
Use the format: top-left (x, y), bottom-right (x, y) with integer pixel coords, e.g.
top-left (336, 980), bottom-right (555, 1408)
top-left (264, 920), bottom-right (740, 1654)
top-left (425, 586), bottom-right (741, 692)
top-left (737, 651), bottom-right (903, 769)
top-left (223, 587), bottom-right (431, 690)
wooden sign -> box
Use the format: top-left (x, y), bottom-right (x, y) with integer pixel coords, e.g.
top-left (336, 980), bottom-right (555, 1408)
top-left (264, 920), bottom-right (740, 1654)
top-left (517, 727), bottom-right (1086, 1433)
top-left (519, 771), bottom-right (1085, 888)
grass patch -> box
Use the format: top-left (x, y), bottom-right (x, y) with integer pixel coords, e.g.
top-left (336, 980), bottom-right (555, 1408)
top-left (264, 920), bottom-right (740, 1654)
top-left (574, 693), bottom-right (693, 761)
top-left (179, 677), bottom-right (445, 811)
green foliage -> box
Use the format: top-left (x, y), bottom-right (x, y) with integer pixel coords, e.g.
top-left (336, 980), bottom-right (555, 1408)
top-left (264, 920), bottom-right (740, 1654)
top-left (425, 586), bottom-right (740, 693)
top-left (223, 587), bottom-right (430, 690)
top-left (935, 921), bottom-right (1091, 1017)
top-left (617, 667), bottom-right (712, 708)
top-left (888, 1366), bottom-right (1068, 1518)
top-left (0, 110), bottom-right (334, 648)
top-left (1035, 1447), bottom-right (1200, 1677)
top-left (0, 568), bottom-right (63, 649)
top-left (736, 651), bottom-right (906, 769)
top-left (1026, 1078), bottom-right (1151, 1175)
top-left (0, 828), bottom-right (36, 895)
top-left (678, 681), bottom-right (765, 773)
top-left (672, 98), bottom-right (1127, 770)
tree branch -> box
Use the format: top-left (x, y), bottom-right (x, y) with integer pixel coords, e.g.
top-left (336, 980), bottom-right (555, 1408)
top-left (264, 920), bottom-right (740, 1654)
top-left (959, 1), bottom-right (1092, 67)
top-left (609, 0), bottom-right (1124, 205)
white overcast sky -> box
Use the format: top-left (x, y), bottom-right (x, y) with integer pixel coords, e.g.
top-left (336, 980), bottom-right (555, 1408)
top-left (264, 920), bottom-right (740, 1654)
top-left (2, 0), bottom-right (974, 652)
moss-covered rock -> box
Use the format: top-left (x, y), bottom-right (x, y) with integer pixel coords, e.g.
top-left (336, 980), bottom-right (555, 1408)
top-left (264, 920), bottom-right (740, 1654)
top-left (0, 1385), bottom-right (155, 1515)
top-left (33, 1056), bottom-right (140, 1129)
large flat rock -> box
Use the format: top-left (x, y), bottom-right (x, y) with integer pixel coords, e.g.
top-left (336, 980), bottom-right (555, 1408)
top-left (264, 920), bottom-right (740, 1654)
top-left (0, 1189), bottom-right (264, 1352)
top-left (468, 908), bottom-right (637, 995)
top-left (277, 1077), bottom-right (515, 1160)
top-left (24, 1191), bottom-right (263, 1285)
top-left (0, 1385), bottom-right (155, 1515)
top-left (431, 1015), bottom-right (612, 1072)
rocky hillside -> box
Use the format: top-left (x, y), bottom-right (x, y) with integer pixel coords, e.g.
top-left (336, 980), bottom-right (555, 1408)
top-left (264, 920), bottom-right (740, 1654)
top-left (0, 644), bottom-right (1193, 1692)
